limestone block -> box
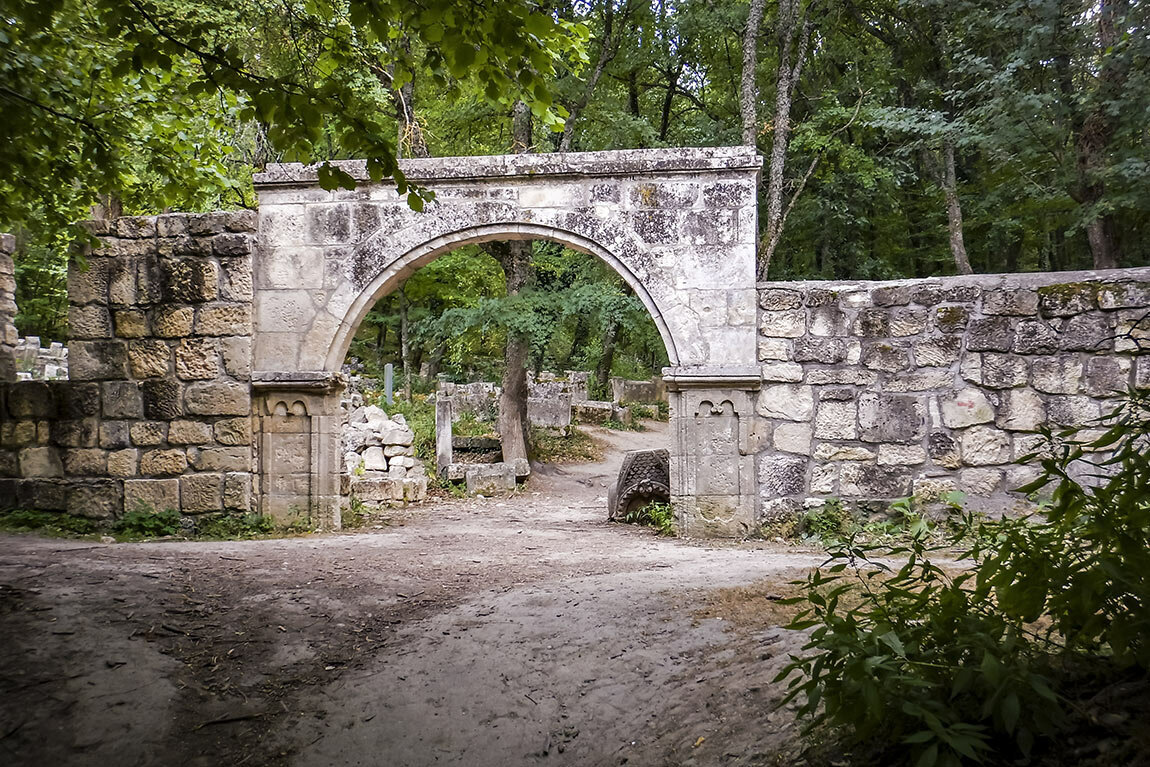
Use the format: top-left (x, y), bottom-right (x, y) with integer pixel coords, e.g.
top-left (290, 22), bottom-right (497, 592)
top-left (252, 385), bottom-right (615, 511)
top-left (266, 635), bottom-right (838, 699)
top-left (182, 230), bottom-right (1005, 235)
top-left (814, 400), bottom-right (858, 440)
top-left (141, 449), bottom-right (188, 476)
top-left (1047, 395), bottom-right (1102, 426)
top-left (63, 448), bottom-right (107, 476)
top-left (152, 306), bottom-right (196, 337)
top-left (383, 444), bottom-right (408, 458)
top-left (107, 449), bottom-right (139, 477)
top-left (960, 426), bottom-right (1011, 466)
top-left (912, 476), bottom-right (960, 502)
top-left (877, 444), bottom-right (927, 466)
top-left (813, 443), bottom-right (874, 461)
top-left (805, 369), bottom-right (878, 386)
top-left (1136, 357), bottom-right (1150, 389)
top-left (756, 339), bottom-right (790, 361)
top-left (1060, 314), bottom-right (1112, 352)
top-left (184, 381), bottom-right (249, 416)
top-left (1115, 310), bottom-right (1150, 353)
top-left (175, 338), bottom-right (220, 380)
top-left (218, 257), bottom-right (254, 302)
top-left (914, 335), bottom-right (961, 367)
top-left (387, 464), bottom-right (408, 479)
top-left (1083, 357), bottom-right (1132, 396)
top-left (966, 317), bottom-right (1014, 352)
top-left (219, 336), bottom-right (253, 380)
top-left (362, 446), bottom-right (388, 471)
top-left (760, 362), bottom-right (803, 382)
top-left (1005, 465), bottom-right (1043, 493)
top-left (168, 419), bottom-right (213, 445)
top-left (196, 304), bottom-right (252, 336)
top-left (808, 306), bottom-right (847, 337)
top-left (1038, 283), bottom-right (1097, 317)
top-left (113, 310), bottom-right (148, 338)
top-left (872, 285), bottom-right (913, 306)
top-left (102, 381), bottom-right (144, 419)
top-left (181, 473), bottom-right (223, 513)
top-left (1097, 281), bottom-right (1150, 310)
top-left (211, 233), bottom-right (252, 256)
top-left (757, 384), bottom-right (813, 421)
top-left (50, 419), bottom-right (98, 448)
top-left (1012, 433), bottom-right (1047, 461)
top-left (465, 463), bottom-right (516, 495)
top-left (214, 417), bottom-right (252, 446)
top-left (889, 307), bottom-right (928, 336)
top-left (68, 305), bottom-right (112, 339)
top-left (161, 258), bottom-right (219, 303)
top-left (98, 421), bottom-right (131, 449)
top-left (758, 288), bottom-right (802, 310)
top-left (8, 382), bottom-right (55, 418)
top-left (983, 289), bottom-right (1038, 316)
top-left (67, 481), bottom-right (122, 519)
top-left (980, 354), bottom-right (1028, 389)
top-left (840, 463), bottom-right (911, 498)
top-left (69, 340), bottom-right (129, 380)
top-left (793, 338), bottom-right (846, 363)
top-left (883, 370), bottom-right (954, 393)
top-left (726, 291), bottom-right (757, 326)
top-left (19, 446), bottom-right (63, 477)
top-left (818, 387), bottom-right (855, 401)
top-left (223, 472), bottom-right (252, 511)
top-left (853, 308), bottom-right (890, 337)
top-left (255, 290), bottom-right (315, 333)
top-left (772, 422), bottom-right (812, 455)
top-left (928, 431), bottom-right (961, 469)
top-left (861, 343), bottom-right (910, 372)
top-left (933, 306), bottom-right (970, 334)
top-left (353, 477), bottom-right (401, 502)
top-left (996, 389), bottom-right (1046, 431)
top-left (858, 392), bottom-right (924, 443)
top-left (129, 340), bottom-right (172, 378)
top-left (759, 310), bottom-right (806, 338)
top-left (1012, 320), bottom-right (1060, 354)
top-left (810, 464), bottom-right (837, 494)
top-left (1, 420), bottom-right (35, 448)
top-left (142, 379), bottom-right (183, 419)
top-left (629, 210), bottom-right (679, 245)
top-left (188, 446), bottom-right (251, 472)
top-left (1030, 356), bottom-right (1083, 395)
top-left (67, 257), bottom-right (111, 305)
top-left (115, 215), bottom-right (156, 238)
top-left (961, 468), bottom-right (1002, 496)
top-left (940, 388), bottom-right (996, 429)
top-left (130, 421), bottom-right (167, 446)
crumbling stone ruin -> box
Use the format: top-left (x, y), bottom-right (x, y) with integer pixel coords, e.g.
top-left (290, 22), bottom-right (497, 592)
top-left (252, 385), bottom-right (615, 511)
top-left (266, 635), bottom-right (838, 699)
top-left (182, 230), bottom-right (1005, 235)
top-left (608, 449), bottom-right (671, 521)
top-left (2, 147), bottom-right (1149, 537)
top-left (342, 405), bottom-right (426, 506)
top-left (12, 338), bottom-right (68, 381)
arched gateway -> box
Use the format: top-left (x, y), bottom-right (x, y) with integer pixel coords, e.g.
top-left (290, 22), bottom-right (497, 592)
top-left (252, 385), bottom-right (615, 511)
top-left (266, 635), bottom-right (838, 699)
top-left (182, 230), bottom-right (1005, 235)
top-left (251, 148), bottom-right (763, 536)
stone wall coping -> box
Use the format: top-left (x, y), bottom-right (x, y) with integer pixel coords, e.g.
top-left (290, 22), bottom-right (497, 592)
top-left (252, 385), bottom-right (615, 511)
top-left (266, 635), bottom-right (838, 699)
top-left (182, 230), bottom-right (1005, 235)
top-left (254, 147), bottom-right (763, 187)
top-left (252, 370), bottom-right (347, 391)
top-left (758, 266), bottom-right (1150, 292)
top-left (662, 365), bottom-right (762, 391)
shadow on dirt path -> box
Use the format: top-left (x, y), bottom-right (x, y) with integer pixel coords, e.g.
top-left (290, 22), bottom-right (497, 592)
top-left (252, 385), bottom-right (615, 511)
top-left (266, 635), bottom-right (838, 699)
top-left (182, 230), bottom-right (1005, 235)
top-left (0, 420), bottom-right (822, 767)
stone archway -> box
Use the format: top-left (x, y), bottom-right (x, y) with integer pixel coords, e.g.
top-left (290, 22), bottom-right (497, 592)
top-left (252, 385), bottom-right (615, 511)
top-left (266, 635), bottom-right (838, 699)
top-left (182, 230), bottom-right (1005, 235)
top-left (251, 148), bottom-right (762, 536)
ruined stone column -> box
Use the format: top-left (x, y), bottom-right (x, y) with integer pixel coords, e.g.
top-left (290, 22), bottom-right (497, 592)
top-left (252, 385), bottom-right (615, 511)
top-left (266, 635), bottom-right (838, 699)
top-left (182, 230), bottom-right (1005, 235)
top-left (0, 234), bottom-right (17, 382)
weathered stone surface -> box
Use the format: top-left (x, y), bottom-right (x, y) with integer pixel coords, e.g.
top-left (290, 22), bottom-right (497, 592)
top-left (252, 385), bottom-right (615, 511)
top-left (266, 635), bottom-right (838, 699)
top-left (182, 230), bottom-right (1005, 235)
top-left (168, 419), bottom-right (213, 445)
top-left (98, 420), bottom-right (131, 449)
top-left (130, 421), bottom-right (167, 446)
top-left (961, 468), bottom-right (1003, 496)
top-left (912, 476), bottom-right (960, 502)
top-left (980, 354), bottom-right (1028, 389)
top-left (810, 464), bottom-right (837, 493)
top-left (181, 473), bottom-right (223, 512)
top-left (858, 392), bottom-right (924, 443)
top-left (1047, 395), bottom-right (1102, 426)
top-left (872, 285), bottom-right (912, 307)
top-left (19, 446), bottom-right (63, 477)
top-left (124, 478), bottom-right (179, 512)
top-left (984, 289), bottom-right (1038, 316)
top-left (960, 426), bottom-right (1011, 466)
top-left (184, 381), bottom-right (249, 416)
top-left (933, 305), bottom-right (969, 333)
top-left (1031, 356), bottom-right (1083, 394)
top-left (196, 304), bottom-right (252, 336)
top-left (465, 464), bottom-right (516, 495)
top-left (757, 384), bottom-right (813, 421)
top-left (1097, 281), bottom-right (1150, 310)
top-left (106, 449), bottom-right (138, 477)
top-left (793, 338), bottom-right (846, 363)
top-left (883, 369), bottom-right (953, 392)
top-left (805, 369), bottom-right (878, 386)
top-left (928, 431), bottom-right (962, 469)
top-left (175, 338), bottom-right (220, 380)
top-left (1060, 313), bottom-right (1112, 352)
top-left (996, 388), bottom-right (1046, 431)
top-left (966, 317), bottom-right (1014, 352)
top-left (760, 362), bottom-right (804, 382)
top-left (808, 306), bottom-right (847, 336)
top-left (69, 340), bottom-right (129, 380)
top-left (128, 340), bottom-right (171, 378)
top-left (102, 381), bottom-right (143, 419)
top-left (1084, 356), bottom-right (1131, 396)
top-left (877, 444), bottom-right (927, 466)
top-left (889, 307), bottom-right (928, 336)
top-left (67, 481), bottom-right (122, 519)
top-left (188, 447), bottom-right (250, 472)
top-left (63, 448), bottom-right (107, 476)
top-left (758, 338), bottom-right (791, 361)
top-left (853, 308), bottom-right (890, 337)
top-left (759, 455), bottom-right (807, 497)
top-left (915, 335), bottom-right (962, 367)
top-left (814, 400), bottom-right (858, 440)
top-left (813, 443), bottom-right (874, 461)
top-left (223, 472), bottom-right (252, 511)
top-left (758, 288), bottom-right (802, 310)
top-left (1038, 283), bottom-right (1097, 316)
top-left (759, 310), bottom-right (806, 338)
top-left (772, 422), bottom-right (812, 455)
top-left (840, 463), bottom-right (911, 497)
top-left (68, 305), bottom-right (112, 339)
top-left (152, 306), bottom-right (195, 337)
top-left (1012, 320), bottom-right (1060, 354)
top-left (140, 448), bottom-right (188, 476)
top-left (8, 382), bottom-right (55, 418)
top-left (161, 258), bottom-right (219, 303)
top-left (214, 417), bottom-right (252, 445)
top-left (113, 309), bottom-right (148, 338)
top-left (862, 343), bottom-right (910, 372)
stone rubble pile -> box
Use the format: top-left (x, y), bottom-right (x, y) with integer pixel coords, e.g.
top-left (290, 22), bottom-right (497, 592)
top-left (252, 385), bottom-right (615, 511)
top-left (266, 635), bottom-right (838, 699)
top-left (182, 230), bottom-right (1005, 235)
top-left (343, 405), bottom-right (427, 505)
top-left (14, 337), bottom-right (68, 381)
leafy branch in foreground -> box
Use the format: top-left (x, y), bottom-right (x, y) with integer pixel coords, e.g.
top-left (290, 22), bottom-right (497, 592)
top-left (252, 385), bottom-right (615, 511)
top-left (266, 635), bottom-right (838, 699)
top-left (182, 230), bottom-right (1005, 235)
top-left (777, 389), bottom-right (1150, 766)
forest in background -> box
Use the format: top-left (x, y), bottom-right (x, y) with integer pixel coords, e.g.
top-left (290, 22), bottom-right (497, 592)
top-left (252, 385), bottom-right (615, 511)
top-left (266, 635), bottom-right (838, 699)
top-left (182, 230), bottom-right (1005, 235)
top-left (3, 0), bottom-right (1148, 375)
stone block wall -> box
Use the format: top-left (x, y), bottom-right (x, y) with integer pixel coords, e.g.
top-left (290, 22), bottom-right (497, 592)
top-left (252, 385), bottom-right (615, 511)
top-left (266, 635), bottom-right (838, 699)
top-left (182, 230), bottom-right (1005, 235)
top-left (13, 337), bottom-right (68, 380)
top-left (0, 234), bottom-right (16, 382)
top-left (0, 212), bottom-right (257, 519)
top-left (754, 269), bottom-right (1150, 520)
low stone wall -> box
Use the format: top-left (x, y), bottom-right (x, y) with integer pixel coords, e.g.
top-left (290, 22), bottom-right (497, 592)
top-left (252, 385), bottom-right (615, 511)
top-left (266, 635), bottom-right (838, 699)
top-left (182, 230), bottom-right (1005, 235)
top-left (610, 376), bottom-right (667, 404)
top-left (754, 269), bottom-right (1150, 520)
top-left (0, 212), bottom-right (257, 519)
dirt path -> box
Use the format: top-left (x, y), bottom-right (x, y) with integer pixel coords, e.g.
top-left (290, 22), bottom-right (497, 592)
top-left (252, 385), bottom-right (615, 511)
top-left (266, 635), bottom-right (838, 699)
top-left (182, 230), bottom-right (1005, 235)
top-left (0, 422), bottom-right (824, 767)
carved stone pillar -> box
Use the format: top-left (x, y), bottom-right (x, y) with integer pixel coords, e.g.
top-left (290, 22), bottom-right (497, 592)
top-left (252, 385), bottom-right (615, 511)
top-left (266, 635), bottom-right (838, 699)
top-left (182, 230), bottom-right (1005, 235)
top-left (664, 367), bottom-right (761, 537)
top-left (252, 372), bottom-right (346, 529)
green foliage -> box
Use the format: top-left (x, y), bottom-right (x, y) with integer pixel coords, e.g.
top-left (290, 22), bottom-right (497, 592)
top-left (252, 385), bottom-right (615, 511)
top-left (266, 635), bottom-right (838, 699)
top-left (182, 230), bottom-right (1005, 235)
top-left (0, 509), bottom-right (100, 535)
top-left (372, 395), bottom-right (436, 462)
top-left (195, 512), bottom-right (277, 539)
top-left (114, 505), bottom-right (182, 538)
top-left (779, 390), bottom-right (1150, 765)
top-left (620, 501), bottom-right (676, 536)
top-left (530, 426), bottom-right (601, 464)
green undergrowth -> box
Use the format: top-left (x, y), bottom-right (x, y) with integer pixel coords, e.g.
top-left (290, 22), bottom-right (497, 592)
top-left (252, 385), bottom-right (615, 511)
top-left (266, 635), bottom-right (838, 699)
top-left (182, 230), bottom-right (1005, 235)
top-left (773, 494), bottom-right (973, 548)
top-left (531, 425), bottom-right (602, 463)
top-left (0, 507), bottom-right (305, 542)
top-left (619, 501), bottom-right (676, 536)
top-left (778, 389), bottom-right (1150, 767)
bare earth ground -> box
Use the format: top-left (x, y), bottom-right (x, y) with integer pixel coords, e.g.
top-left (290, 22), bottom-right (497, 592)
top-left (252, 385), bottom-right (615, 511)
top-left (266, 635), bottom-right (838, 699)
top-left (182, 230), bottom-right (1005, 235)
top-left (0, 421), bottom-right (827, 767)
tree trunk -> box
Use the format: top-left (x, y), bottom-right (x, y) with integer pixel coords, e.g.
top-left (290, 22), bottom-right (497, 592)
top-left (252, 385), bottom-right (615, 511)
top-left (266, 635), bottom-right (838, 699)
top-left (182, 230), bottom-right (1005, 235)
top-left (759, 0), bottom-right (812, 279)
top-left (595, 319), bottom-right (620, 399)
top-left (941, 140), bottom-right (973, 275)
top-left (559, 2), bottom-right (616, 153)
top-left (425, 341), bottom-right (446, 382)
top-left (657, 60), bottom-right (683, 143)
top-left (393, 38), bottom-right (429, 158)
top-left (740, 0), bottom-right (766, 146)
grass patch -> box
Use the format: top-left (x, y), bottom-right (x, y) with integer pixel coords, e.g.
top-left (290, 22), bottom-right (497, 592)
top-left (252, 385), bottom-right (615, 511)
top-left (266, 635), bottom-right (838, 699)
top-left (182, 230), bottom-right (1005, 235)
top-left (531, 426), bottom-right (603, 463)
top-left (114, 507), bottom-right (182, 538)
top-left (194, 512), bottom-right (280, 539)
top-left (0, 509), bottom-right (100, 536)
top-left (619, 501), bottom-right (676, 536)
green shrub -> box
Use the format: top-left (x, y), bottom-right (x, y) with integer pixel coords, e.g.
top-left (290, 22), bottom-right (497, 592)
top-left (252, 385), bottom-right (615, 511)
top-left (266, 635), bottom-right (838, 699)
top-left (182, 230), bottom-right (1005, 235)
top-left (779, 390), bottom-right (1150, 766)
top-left (196, 512), bottom-right (277, 539)
top-left (621, 501), bottom-right (676, 536)
top-left (114, 506), bottom-right (182, 538)
top-left (0, 509), bottom-right (99, 535)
